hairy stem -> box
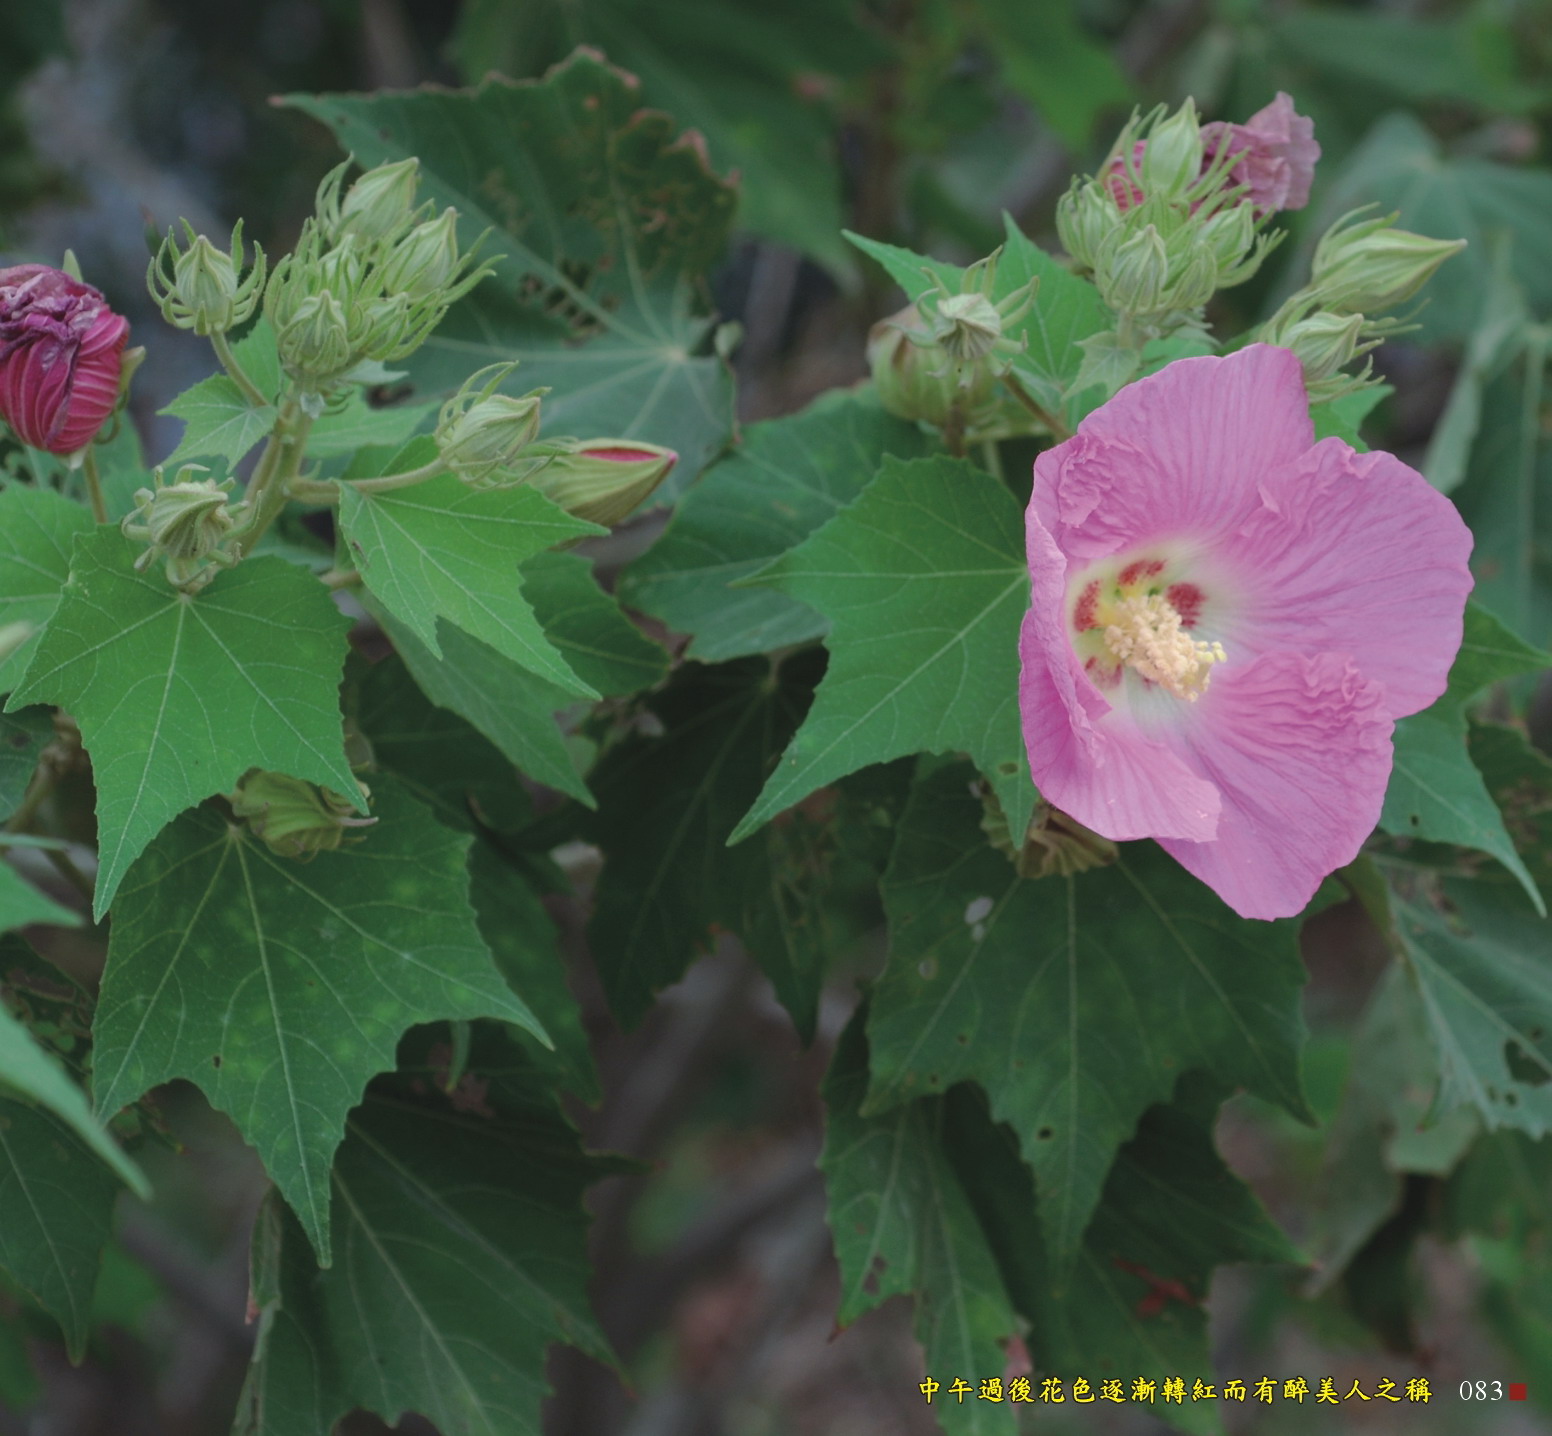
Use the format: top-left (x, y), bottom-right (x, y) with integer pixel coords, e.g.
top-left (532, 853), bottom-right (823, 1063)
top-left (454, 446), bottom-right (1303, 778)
top-left (80, 446), bottom-right (108, 525)
top-left (1000, 371), bottom-right (1071, 441)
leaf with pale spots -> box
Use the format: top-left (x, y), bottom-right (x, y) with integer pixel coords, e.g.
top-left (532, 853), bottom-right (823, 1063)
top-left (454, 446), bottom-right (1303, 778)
top-left (91, 780), bottom-right (546, 1263)
top-left (9, 530), bottom-right (360, 918)
top-left (730, 454), bottom-right (1036, 847)
top-left (868, 760), bottom-right (1309, 1268)
top-left (0, 486), bottom-right (94, 695)
top-left (339, 475), bottom-right (602, 698)
top-left (234, 1026), bottom-right (615, 1436)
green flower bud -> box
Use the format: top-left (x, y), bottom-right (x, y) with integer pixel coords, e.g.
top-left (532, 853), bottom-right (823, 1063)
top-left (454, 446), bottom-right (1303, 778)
top-left (932, 292), bottom-right (1002, 364)
top-left (147, 220), bottom-right (266, 336)
top-left (276, 292), bottom-right (354, 388)
top-left (1141, 99), bottom-right (1204, 202)
top-left (1161, 236), bottom-right (1219, 312)
top-left (1096, 224), bottom-right (1169, 316)
top-left (1198, 204), bottom-right (1255, 274)
top-left (435, 363), bottom-right (546, 485)
top-left (1056, 181), bottom-right (1120, 271)
top-left (1312, 210), bottom-right (1466, 315)
top-left (528, 440), bottom-right (678, 526)
top-left (867, 306), bottom-right (992, 428)
top-left (121, 465), bottom-right (243, 591)
top-left (337, 159), bottom-right (422, 243)
top-left (381, 208), bottom-right (462, 299)
top-left (229, 769), bottom-right (374, 859)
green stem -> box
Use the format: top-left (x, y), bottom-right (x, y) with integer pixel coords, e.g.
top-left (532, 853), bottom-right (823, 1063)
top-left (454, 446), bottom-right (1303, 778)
top-left (230, 397), bottom-right (314, 555)
top-left (979, 438), bottom-right (1004, 483)
top-left (319, 568), bottom-right (362, 591)
top-left (211, 330), bottom-right (271, 409)
top-left (341, 458), bottom-right (449, 494)
top-left (1000, 372), bottom-right (1070, 441)
top-left (3, 766), bottom-right (58, 837)
top-left (80, 447), bottom-right (108, 525)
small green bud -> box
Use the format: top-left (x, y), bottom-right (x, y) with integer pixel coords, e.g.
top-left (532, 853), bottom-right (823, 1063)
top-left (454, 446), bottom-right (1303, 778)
top-left (121, 465), bottom-right (243, 591)
top-left (1312, 210), bottom-right (1466, 315)
top-left (867, 306), bottom-right (991, 429)
top-left (1198, 204), bottom-right (1255, 273)
top-left (337, 159), bottom-right (422, 243)
top-left (147, 220), bottom-right (266, 336)
top-left (932, 292), bottom-right (1003, 364)
top-left (1096, 224), bottom-right (1169, 316)
top-left (1056, 181), bottom-right (1120, 271)
top-left (381, 209), bottom-right (462, 299)
top-left (229, 770), bottom-right (374, 859)
top-left (436, 363), bottom-right (545, 485)
top-left (1141, 100), bottom-right (1204, 201)
top-left (1161, 235), bottom-right (1218, 312)
top-left (528, 440), bottom-right (678, 526)
top-left (276, 292), bottom-right (354, 388)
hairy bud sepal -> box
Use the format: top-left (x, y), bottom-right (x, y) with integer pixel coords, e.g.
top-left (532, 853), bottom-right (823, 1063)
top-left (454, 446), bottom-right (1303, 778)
top-left (435, 363), bottom-right (546, 486)
top-left (229, 770), bottom-right (375, 859)
top-left (121, 464), bottom-right (245, 593)
top-left (148, 220), bottom-right (266, 336)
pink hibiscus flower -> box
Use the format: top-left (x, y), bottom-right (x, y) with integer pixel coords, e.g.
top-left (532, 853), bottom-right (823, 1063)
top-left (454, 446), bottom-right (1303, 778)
top-left (1018, 345), bottom-right (1472, 919)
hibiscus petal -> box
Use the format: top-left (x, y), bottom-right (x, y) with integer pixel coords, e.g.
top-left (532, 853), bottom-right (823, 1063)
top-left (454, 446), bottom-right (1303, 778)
top-left (1020, 513), bottom-right (1220, 842)
top-left (1230, 437), bottom-right (1474, 719)
top-left (1031, 345), bottom-right (1313, 564)
top-left (1160, 651), bottom-right (1393, 919)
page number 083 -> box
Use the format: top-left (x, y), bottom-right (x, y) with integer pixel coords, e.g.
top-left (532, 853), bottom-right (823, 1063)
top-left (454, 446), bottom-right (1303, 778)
top-left (1461, 1382), bottom-right (1505, 1400)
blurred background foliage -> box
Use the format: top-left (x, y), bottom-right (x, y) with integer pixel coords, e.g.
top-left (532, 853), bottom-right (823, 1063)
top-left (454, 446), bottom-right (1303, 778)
top-left (3, 1), bottom-right (1552, 1433)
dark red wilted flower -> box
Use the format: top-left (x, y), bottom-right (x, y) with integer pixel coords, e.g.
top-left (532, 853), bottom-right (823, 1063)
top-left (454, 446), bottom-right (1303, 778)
top-left (0, 264), bottom-right (129, 455)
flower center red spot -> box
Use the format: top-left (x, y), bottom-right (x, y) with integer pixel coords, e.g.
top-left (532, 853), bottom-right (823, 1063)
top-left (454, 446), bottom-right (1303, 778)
top-left (1166, 582), bottom-right (1203, 627)
top-left (1074, 580), bottom-right (1100, 631)
top-left (1083, 655), bottom-right (1121, 690)
top-left (1118, 558), bottom-right (1165, 588)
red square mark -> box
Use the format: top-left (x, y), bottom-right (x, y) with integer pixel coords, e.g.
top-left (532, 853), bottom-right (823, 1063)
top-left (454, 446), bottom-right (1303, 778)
top-left (1509, 1383), bottom-right (1528, 1402)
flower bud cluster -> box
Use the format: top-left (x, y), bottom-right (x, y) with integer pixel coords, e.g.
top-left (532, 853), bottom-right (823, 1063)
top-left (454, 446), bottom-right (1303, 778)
top-left (148, 221), bottom-right (266, 337)
top-left (265, 171), bottom-right (489, 407)
top-left (1259, 209), bottom-right (1466, 401)
top-left (121, 464), bottom-right (246, 592)
top-left (866, 252), bottom-right (1047, 442)
top-left (1058, 100), bottom-right (1282, 330)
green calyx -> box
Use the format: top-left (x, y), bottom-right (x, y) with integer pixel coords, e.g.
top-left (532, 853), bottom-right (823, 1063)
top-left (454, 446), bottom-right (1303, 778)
top-left (228, 769), bottom-right (374, 859)
top-left (121, 465), bottom-right (245, 593)
top-left (148, 219), bottom-right (266, 336)
top-left (434, 363), bottom-right (548, 486)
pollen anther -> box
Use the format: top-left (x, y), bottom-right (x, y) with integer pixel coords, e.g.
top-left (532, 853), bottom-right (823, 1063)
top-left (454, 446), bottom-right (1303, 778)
top-left (1102, 594), bottom-right (1226, 701)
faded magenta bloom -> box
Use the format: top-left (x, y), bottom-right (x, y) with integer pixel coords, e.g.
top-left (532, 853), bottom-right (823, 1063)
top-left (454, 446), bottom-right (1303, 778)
top-left (1018, 345), bottom-right (1472, 919)
top-left (1106, 93), bottom-right (1319, 216)
top-left (0, 264), bottom-right (129, 454)
top-left (1201, 92), bottom-right (1320, 214)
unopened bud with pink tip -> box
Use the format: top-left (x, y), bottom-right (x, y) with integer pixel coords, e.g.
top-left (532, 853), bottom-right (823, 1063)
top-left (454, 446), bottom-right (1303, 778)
top-left (529, 440), bottom-right (678, 525)
top-left (0, 265), bottom-right (129, 455)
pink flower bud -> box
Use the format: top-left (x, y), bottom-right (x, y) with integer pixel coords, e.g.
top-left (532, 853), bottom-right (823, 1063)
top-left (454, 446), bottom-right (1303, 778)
top-left (0, 264), bottom-right (130, 455)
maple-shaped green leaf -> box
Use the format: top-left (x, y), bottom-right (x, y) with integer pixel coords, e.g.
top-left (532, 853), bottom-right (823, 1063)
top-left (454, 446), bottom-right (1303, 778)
top-left (9, 531), bottom-right (359, 918)
top-left (235, 1027), bottom-right (614, 1436)
top-left (0, 1100), bottom-right (120, 1359)
top-left (160, 322), bottom-right (283, 469)
top-left (847, 217), bottom-right (1111, 421)
top-left (1392, 877), bottom-right (1552, 1138)
top-left (340, 474), bottom-right (601, 697)
top-left (0, 486), bottom-right (94, 694)
top-left (0, 707), bottom-right (51, 819)
top-left (451, 0), bottom-right (880, 276)
top-left (520, 549), bottom-right (668, 698)
top-left (822, 1011), bottom-right (1020, 1436)
top-left (304, 394), bottom-right (436, 459)
top-left (869, 760), bottom-right (1309, 1266)
top-left (284, 50), bottom-right (738, 495)
top-left (470, 844), bottom-right (597, 1102)
top-left (355, 654), bottom-right (533, 835)
top-left (91, 780), bottom-right (545, 1261)
top-left (583, 655), bottom-right (822, 1030)
top-left (0, 933), bottom-right (147, 1203)
top-left (948, 1076), bottom-right (1299, 1435)
top-left (731, 454), bottom-right (1036, 847)
top-left (620, 388), bottom-right (934, 661)
top-left (1380, 602), bottom-right (1551, 913)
